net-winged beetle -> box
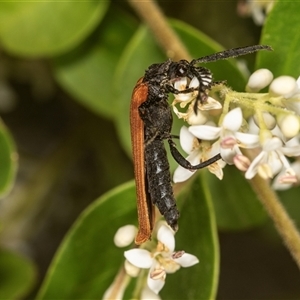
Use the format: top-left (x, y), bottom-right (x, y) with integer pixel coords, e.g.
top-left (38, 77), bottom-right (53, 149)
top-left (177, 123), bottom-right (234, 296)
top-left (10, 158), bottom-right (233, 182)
top-left (130, 45), bottom-right (272, 244)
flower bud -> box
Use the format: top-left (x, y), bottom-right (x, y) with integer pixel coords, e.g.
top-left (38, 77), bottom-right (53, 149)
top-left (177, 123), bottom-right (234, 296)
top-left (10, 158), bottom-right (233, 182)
top-left (277, 114), bottom-right (300, 139)
top-left (269, 76), bottom-right (298, 97)
top-left (124, 259), bottom-right (140, 277)
top-left (114, 225), bottom-right (137, 247)
top-left (253, 112), bottom-right (276, 130)
top-left (246, 68), bottom-right (273, 92)
top-left (186, 109), bottom-right (208, 125)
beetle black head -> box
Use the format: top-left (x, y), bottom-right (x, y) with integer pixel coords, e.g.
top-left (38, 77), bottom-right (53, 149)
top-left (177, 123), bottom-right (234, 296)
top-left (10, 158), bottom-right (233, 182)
top-left (165, 60), bottom-right (214, 112)
top-left (166, 60), bottom-right (191, 79)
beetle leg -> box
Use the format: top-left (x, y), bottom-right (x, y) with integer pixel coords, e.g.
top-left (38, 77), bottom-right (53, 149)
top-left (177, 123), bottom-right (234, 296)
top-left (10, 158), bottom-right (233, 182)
top-left (165, 84), bottom-right (197, 95)
top-left (167, 138), bottom-right (222, 170)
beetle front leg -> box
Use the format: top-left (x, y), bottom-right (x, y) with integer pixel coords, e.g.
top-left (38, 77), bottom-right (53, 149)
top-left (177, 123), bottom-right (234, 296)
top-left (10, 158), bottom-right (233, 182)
top-left (167, 138), bottom-right (222, 170)
top-left (165, 84), bottom-right (197, 95)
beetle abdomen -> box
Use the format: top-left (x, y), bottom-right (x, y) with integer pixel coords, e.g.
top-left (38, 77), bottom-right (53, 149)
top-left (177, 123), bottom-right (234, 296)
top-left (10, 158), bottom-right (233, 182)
top-left (145, 139), bottom-right (179, 231)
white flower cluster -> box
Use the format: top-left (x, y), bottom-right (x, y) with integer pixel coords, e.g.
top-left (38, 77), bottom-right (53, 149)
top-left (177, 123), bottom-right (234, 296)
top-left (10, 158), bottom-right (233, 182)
top-left (104, 223), bottom-right (199, 299)
top-left (171, 70), bottom-right (300, 190)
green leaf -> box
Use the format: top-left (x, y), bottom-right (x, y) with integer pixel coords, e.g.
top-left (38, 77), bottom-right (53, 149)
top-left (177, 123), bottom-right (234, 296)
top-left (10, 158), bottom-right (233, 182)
top-left (36, 181), bottom-right (137, 299)
top-left (257, 0), bottom-right (300, 77)
top-left (0, 120), bottom-right (17, 197)
top-left (54, 9), bottom-right (136, 118)
top-left (37, 177), bottom-right (219, 299)
top-left (161, 174), bottom-right (219, 299)
top-left (278, 186), bottom-right (300, 225)
top-left (0, 248), bottom-right (36, 299)
top-left (0, 1), bottom-right (109, 57)
top-left (114, 19), bottom-right (248, 157)
top-left (207, 167), bottom-right (267, 230)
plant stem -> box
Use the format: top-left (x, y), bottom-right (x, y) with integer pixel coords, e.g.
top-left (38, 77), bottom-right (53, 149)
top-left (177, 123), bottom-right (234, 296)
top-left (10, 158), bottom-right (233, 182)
top-left (127, 0), bottom-right (191, 61)
top-left (128, 0), bottom-right (300, 269)
top-left (102, 266), bottom-right (131, 299)
top-left (249, 176), bottom-right (300, 268)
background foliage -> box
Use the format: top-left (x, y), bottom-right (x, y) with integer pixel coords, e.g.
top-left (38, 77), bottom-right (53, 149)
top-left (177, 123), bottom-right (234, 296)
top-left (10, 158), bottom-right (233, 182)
top-left (0, 0), bottom-right (299, 299)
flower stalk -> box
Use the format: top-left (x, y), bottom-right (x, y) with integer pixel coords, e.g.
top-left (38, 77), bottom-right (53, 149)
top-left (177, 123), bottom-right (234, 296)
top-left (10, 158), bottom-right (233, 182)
top-left (249, 174), bottom-right (300, 268)
top-left (102, 266), bottom-right (130, 300)
top-left (127, 0), bottom-right (191, 61)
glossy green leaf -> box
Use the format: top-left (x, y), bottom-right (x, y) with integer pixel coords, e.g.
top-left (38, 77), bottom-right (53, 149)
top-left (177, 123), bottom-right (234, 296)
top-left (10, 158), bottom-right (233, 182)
top-left (114, 19), bottom-right (248, 158)
top-left (0, 248), bottom-right (36, 299)
top-left (162, 174), bottom-right (219, 299)
top-left (36, 181), bottom-right (137, 299)
top-left (0, 1), bottom-right (109, 57)
top-left (257, 0), bottom-right (300, 77)
top-left (0, 120), bottom-right (17, 197)
top-left (54, 10), bottom-right (136, 117)
top-left (207, 167), bottom-right (267, 230)
top-left (37, 175), bottom-right (219, 300)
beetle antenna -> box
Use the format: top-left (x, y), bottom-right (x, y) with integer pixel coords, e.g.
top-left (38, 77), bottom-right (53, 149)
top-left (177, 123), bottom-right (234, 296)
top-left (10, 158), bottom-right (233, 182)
top-left (191, 45), bottom-right (272, 65)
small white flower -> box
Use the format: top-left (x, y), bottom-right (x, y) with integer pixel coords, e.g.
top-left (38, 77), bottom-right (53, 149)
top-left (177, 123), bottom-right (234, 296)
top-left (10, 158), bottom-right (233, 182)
top-left (171, 76), bottom-right (221, 124)
top-left (245, 136), bottom-right (300, 180)
top-left (173, 126), bottom-right (225, 182)
top-left (273, 161), bottom-right (300, 190)
top-left (124, 248), bottom-right (153, 269)
top-left (173, 101), bottom-right (210, 125)
top-left (188, 107), bottom-right (260, 164)
top-left (173, 77), bottom-right (199, 102)
top-left (174, 96), bottom-right (222, 126)
top-left (124, 224), bottom-right (199, 294)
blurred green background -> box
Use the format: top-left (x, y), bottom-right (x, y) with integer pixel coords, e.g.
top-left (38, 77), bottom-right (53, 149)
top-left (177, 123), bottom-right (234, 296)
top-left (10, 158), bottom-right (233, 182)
top-left (0, 1), bottom-right (299, 299)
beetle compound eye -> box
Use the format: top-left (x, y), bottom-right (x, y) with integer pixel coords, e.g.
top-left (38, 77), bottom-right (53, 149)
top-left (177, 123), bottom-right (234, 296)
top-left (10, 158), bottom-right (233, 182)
top-left (179, 67), bottom-right (186, 75)
top-left (177, 65), bottom-right (188, 77)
